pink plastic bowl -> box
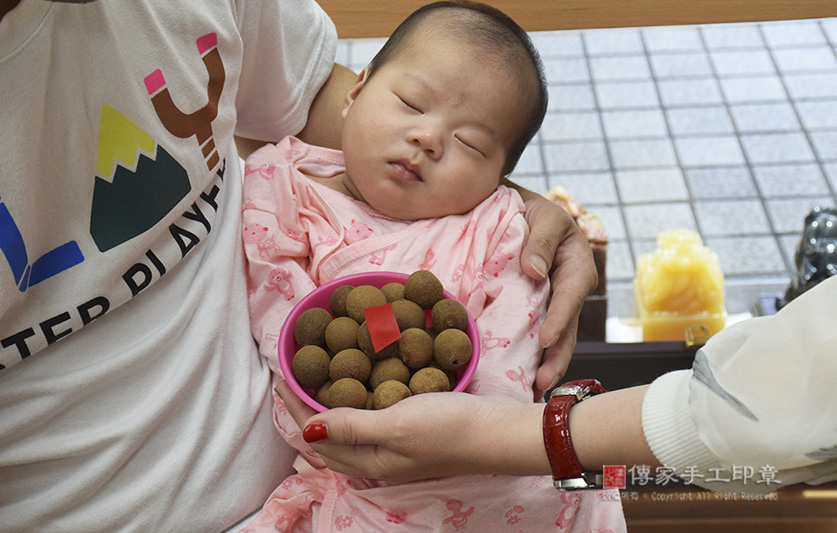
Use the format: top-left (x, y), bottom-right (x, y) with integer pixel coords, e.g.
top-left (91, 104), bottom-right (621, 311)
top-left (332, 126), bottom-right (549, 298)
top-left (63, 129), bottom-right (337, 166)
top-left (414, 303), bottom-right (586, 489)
top-left (279, 271), bottom-right (481, 412)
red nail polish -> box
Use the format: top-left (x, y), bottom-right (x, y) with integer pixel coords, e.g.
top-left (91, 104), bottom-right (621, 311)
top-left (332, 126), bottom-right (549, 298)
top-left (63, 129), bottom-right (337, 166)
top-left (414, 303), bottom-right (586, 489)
top-left (303, 422), bottom-right (328, 443)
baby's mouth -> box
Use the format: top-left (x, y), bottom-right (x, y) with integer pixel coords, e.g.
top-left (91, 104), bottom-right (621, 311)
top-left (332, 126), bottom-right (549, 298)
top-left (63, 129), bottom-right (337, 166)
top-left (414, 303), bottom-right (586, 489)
top-left (390, 160), bottom-right (423, 183)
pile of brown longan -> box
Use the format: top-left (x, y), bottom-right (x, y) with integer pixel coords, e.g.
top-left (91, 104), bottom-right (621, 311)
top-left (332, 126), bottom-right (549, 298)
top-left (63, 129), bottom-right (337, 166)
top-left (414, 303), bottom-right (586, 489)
top-left (291, 270), bottom-right (473, 410)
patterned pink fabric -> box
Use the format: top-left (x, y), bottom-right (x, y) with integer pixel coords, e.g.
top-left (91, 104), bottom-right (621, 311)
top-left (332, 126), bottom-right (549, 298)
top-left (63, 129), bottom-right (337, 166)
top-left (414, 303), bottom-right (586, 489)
top-left (241, 137), bottom-right (626, 531)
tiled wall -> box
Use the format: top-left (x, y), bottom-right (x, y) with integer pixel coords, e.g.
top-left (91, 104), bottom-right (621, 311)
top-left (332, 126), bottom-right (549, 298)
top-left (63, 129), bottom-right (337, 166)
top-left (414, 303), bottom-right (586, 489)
top-left (337, 18), bottom-right (837, 316)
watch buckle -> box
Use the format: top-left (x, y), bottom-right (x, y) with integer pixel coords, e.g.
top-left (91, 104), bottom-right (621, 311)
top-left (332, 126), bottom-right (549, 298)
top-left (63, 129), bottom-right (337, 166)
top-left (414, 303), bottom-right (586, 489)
top-left (553, 471), bottom-right (604, 490)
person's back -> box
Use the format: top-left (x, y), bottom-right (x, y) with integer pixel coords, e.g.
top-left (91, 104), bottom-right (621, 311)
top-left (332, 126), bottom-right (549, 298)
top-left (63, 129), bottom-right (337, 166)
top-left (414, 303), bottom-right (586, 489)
top-left (0, 1), bottom-right (336, 529)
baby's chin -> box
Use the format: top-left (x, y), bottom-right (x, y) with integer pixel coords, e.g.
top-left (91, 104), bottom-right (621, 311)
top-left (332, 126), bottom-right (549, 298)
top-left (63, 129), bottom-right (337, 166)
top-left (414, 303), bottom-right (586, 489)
top-left (369, 203), bottom-right (423, 221)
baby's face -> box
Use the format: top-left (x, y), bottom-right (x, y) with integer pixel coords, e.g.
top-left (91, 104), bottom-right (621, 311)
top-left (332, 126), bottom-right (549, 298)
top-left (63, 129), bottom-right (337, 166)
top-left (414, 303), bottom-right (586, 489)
top-left (339, 31), bottom-right (524, 221)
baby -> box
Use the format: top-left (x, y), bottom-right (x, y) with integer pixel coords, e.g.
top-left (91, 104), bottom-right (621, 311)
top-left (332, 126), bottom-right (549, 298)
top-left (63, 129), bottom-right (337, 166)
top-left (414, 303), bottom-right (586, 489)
top-left (241, 1), bottom-right (625, 531)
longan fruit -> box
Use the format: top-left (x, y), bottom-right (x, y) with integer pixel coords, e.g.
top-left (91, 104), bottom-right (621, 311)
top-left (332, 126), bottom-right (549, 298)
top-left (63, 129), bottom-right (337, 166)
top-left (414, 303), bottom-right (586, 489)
top-left (372, 380), bottom-right (412, 409)
top-left (434, 328), bottom-right (472, 371)
top-left (398, 327), bottom-right (434, 369)
top-left (325, 316), bottom-right (360, 353)
top-left (431, 298), bottom-right (469, 331)
top-left (328, 378), bottom-right (368, 409)
top-left (381, 282), bottom-right (406, 302)
top-left (291, 345), bottom-right (331, 389)
top-left (329, 348), bottom-right (372, 383)
top-left (329, 285), bottom-right (354, 317)
top-left (391, 299), bottom-right (426, 331)
top-left (345, 285), bottom-right (387, 323)
top-left (404, 270), bottom-right (444, 309)
top-left (294, 307), bottom-right (332, 347)
top-left (369, 357), bottom-right (410, 389)
top-left (314, 380), bottom-right (333, 408)
top-left (410, 367), bottom-right (452, 394)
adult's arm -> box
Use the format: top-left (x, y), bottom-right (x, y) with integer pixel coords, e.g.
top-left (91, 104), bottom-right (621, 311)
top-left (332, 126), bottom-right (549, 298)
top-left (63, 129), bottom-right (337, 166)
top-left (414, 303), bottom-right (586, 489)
top-left (275, 378), bottom-right (657, 481)
top-left (236, 63), bottom-right (357, 158)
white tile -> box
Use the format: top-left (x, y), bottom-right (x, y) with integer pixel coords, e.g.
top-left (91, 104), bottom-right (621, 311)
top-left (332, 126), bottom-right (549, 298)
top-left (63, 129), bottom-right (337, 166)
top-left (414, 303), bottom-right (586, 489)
top-left (510, 143), bottom-right (544, 175)
top-left (772, 46), bottom-right (837, 74)
top-left (616, 168), bottom-right (689, 203)
top-left (582, 28), bottom-right (645, 55)
top-left (720, 75), bottom-right (787, 103)
top-left (650, 52), bottom-right (713, 78)
top-left (587, 206), bottom-right (627, 240)
top-left (685, 167), bottom-right (758, 199)
top-left (783, 73), bottom-right (837, 100)
top-left (588, 55), bottom-right (652, 82)
top-left (675, 136), bottom-right (745, 167)
top-left (546, 172), bottom-right (619, 206)
top-left (822, 19), bottom-right (837, 45)
top-left (601, 109), bottom-right (668, 138)
top-left (760, 20), bottom-right (827, 47)
top-left (752, 163), bottom-right (830, 197)
top-left (694, 199), bottom-right (771, 236)
top-left (623, 202), bottom-right (698, 239)
top-left (795, 100), bottom-right (837, 130)
top-left (701, 23), bottom-right (765, 49)
top-left (548, 84), bottom-right (597, 111)
top-left (595, 80), bottom-right (660, 109)
top-left (667, 106), bottom-right (734, 136)
top-left (543, 141), bottom-right (610, 172)
top-left (710, 50), bottom-right (776, 76)
top-left (609, 139), bottom-right (678, 169)
top-left (642, 26), bottom-right (704, 52)
top-left (729, 103), bottom-right (801, 133)
top-left (544, 57), bottom-right (590, 84)
top-left (740, 132), bottom-right (816, 164)
top-left (658, 78), bottom-right (723, 106)
top-left (605, 240), bottom-right (636, 281)
top-left (529, 31), bottom-right (585, 58)
top-left (540, 111), bottom-right (603, 142)
top-left (767, 197), bottom-right (836, 233)
top-left (824, 161), bottom-right (837, 190)
top-left (703, 236), bottom-right (786, 275)
top-left (810, 131), bottom-right (837, 160)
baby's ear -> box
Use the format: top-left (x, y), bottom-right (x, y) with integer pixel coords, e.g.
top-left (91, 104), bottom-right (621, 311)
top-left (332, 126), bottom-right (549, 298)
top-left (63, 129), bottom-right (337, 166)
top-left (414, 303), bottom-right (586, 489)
top-left (342, 68), bottom-right (371, 119)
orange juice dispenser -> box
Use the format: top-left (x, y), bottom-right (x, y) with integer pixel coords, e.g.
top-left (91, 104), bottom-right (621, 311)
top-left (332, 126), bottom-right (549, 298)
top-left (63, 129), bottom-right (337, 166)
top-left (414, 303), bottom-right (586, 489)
top-left (634, 230), bottom-right (726, 342)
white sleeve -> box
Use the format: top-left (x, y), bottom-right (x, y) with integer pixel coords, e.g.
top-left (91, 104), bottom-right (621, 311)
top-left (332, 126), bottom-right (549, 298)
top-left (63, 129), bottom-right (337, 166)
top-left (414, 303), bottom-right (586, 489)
top-left (233, 0), bottom-right (338, 141)
top-left (642, 275), bottom-right (837, 494)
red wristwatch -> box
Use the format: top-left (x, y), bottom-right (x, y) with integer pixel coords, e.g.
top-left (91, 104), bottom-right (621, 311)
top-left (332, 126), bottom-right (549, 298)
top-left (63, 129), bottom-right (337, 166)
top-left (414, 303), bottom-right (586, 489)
top-left (543, 378), bottom-right (606, 490)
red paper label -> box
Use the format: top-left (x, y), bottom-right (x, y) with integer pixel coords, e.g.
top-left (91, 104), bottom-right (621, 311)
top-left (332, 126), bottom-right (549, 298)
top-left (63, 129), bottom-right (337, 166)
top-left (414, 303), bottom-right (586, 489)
top-left (364, 303), bottom-right (402, 353)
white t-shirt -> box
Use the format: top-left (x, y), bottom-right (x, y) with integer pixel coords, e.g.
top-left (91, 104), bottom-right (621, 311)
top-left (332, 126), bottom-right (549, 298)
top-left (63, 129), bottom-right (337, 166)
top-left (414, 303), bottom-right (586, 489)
top-left (0, 1), bottom-right (336, 530)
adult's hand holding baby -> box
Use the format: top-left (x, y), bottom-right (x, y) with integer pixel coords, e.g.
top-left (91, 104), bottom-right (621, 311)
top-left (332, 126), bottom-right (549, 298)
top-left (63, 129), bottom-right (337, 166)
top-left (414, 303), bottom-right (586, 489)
top-left (518, 193), bottom-right (598, 394)
top-left (275, 378), bottom-right (549, 482)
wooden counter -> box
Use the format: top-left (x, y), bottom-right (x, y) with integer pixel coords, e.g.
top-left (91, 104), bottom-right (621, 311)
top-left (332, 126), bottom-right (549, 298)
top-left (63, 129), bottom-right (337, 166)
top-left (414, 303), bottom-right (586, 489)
top-left (317, 0), bottom-right (837, 38)
top-left (622, 482), bottom-right (837, 532)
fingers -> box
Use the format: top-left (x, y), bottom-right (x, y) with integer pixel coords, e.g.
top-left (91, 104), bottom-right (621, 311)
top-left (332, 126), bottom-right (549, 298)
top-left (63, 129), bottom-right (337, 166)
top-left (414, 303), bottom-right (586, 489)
top-left (520, 197), bottom-right (567, 281)
top-left (534, 313), bottom-right (579, 395)
top-left (274, 378), bottom-right (317, 429)
top-left (538, 230), bottom-right (597, 349)
top-left (295, 403), bottom-right (423, 480)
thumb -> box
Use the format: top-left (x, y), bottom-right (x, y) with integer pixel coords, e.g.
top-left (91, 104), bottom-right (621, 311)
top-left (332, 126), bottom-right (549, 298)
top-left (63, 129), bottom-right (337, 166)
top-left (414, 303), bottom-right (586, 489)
top-left (301, 406), bottom-right (381, 446)
top-left (521, 198), bottom-right (568, 281)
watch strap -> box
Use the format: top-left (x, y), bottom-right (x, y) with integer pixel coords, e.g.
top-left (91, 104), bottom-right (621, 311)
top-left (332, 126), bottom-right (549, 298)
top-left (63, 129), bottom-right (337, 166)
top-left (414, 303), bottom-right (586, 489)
top-left (543, 379), bottom-right (606, 489)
